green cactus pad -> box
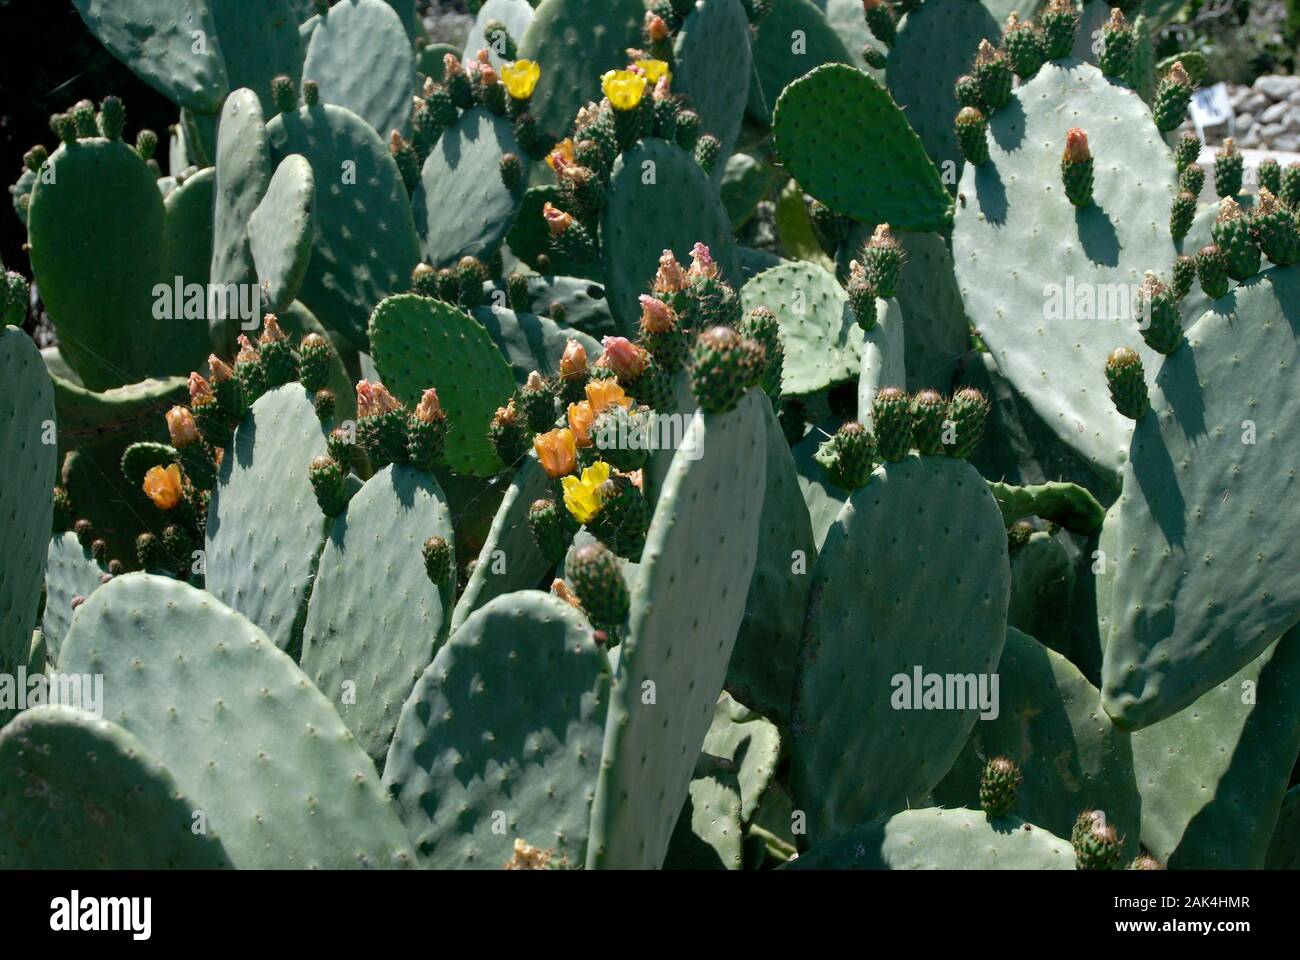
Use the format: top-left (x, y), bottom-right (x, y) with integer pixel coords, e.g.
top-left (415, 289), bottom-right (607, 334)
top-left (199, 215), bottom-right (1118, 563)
top-left (932, 626), bottom-right (1141, 861)
top-left (856, 300), bottom-right (905, 428)
top-left (790, 418), bottom-right (850, 550)
top-left (663, 753), bottom-right (745, 869)
top-left (726, 404), bottom-right (816, 724)
top-left (300, 464), bottom-right (455, 763)
top-left (205, 385), bottom-right (332, 653)
top-left (786, 806), bottom-right (1075, 869)
top-left (516, 0), bottom-right (644, 138)
top-left (721, 153), bottom-right (777, 229)
top-left (369, 294), bottom-right (517, 476)
top-left (587, 390), bottom-right (767, 868)
top-left (1103, 265), bottom-right (1300, 728)
top-left (749, 0), bottom-right (853, 126)
top-left (0, 705), bottom-right (233, 869)
top-left (26, 139), bottom-right (165, 389)
top-left (209, 89), bottom-right (271, 354)
top-left (1267, 785), bottom-right (1300, 869)
top-left (159, 167), bottom-right (219, 376)
top-left (823, 0), bottom-right (887, 76)
top-left (600, 138), bottom-right (741, 334)
top-left (472, 304), bottom-right (601, 385)
top-left (0, 327), bottom-right (57, 673)
top-left (988, 480), bottom-right (1106, 534)
top-left (267, 103), bottom-right (422, 351)
top-left (452, 454), bottom-right (557, 632)
top-left (464, 0), bottom-right (536, 68)
top-left (773, 64), bottom-right (953, 232)
top-left (885, 0), bottom-right (1001, 183)
top-left (1005, 530), bottom-right (1079, 658)
top-left (1131, 625), bottom-right (1300, 868)
top-left (60, 574), bottom-right (416, 868)
top-left (71, 0), bottom-right (228, 113)
top-left (212, 0), bottom-right (305, 118)
top-left (248, 155), bottom-right (316, 314)
top-left (41, 533), bottom-right (108, 665)
top-left (791, 454), bottom-right (1009, 847)
top-left (510, 275), bottom-right (618, 338)
top-left (674, 0), bottom-right (752, 183)
top-left (739, 261), bottom-right (864, 397)
top-left (384, 590), bottom-right (609, 867)
top-left (419, 108), bottom-right (526, 267)
top-left (303, 0), bottom-right (415, 140)
top-left (952, 60), bottom-right (1176, 478)
top-left (51, 375), bottom-right (188, 566)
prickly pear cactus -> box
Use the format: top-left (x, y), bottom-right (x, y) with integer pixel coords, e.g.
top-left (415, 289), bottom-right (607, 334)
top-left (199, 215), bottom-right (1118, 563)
top-left (0, 327), bottom-right (56, 674)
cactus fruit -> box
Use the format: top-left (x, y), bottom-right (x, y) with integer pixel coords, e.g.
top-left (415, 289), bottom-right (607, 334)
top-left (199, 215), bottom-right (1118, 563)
top-left (871, 386), bottom-right (912, 462)
top-left (862, 0), bottom-right (897, 47)
top-left (1214, 138), bottom-right (1242, 198)
top-left (1105, 346), bottom-right (1149, 419)
top-left (1060, 129), bottom-right (1094, 208)
top-left (408, 389), bottom-right (449, 471)
top-left (527, 498), bottom-right (571, 566)
top-left (971, 40), bottom-right (1012, 111)
top-left (979, 757), bottom-right (1023, 817)
top-left (1171, 254), bottom-right (1196, 300)
top-left (1280, 162), bottom-right (1300, 209)
top-left (954, 74), bottom-right (983, 111)
top-left (309, 455), bottom-right (349, 517)
top-left (814, 421), bottom-right (876, 491)
top-left (1038, 0), bottom-right (1079, 60)
top-left (1098, 9), bottom-right (1134, 78)
top-left (1170, 190), bottom-right (1196, 240)
top-left (1180, 163), bottom-right (1205, 197)
top-left (909, 389), bottom-right (947, 456)
top-left (1250, 189), bottom-right (1300, 267)
top-left (691, 326), bottom-right (750, 414)
top-left (422, 535), bottom-right (453, 586)
top-left (946, 387), bottom-right (990, 458)
top-left (565, 540), bottom-right (629, 629)
top-left (738, 306), bottom-right (783, 399)
top-left (1128, 853), bottom-right (1165, 870)
top-left (1195, 243), bottom-right (1230, 300)
top-left (1137, 273), bottom-right (1183, 355)
top-left (1073, 812), bottom-right (1124, 870)
top-left (1003, 13), bottom-right (1045, 81)
top-left (955, 107), bottom-right (989, 166)
top-left (1174, 132), bottom-right (1201, 174)
top-left (860, 225), bottom-right (905, 299)
top-left (356, 380), bottom-right (410, 469)
top-left (1210, 197), bottom-right (1261, 281)
top-left (1153, 61), bottom-right (1193, 132)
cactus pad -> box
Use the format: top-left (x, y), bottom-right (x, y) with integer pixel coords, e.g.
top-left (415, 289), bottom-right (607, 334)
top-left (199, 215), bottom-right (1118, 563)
top-left (673, 0), bottom-right (752, 182)
top-left (248, 154), bottom-right (316, 314)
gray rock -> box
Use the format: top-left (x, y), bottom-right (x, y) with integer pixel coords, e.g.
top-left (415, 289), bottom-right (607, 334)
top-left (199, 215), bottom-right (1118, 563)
top-left (1240, 91), bottom-right (1271, 115)
top-left (1274, 135), bottom-right (1300, 153)
top-left (1254, 75), bottom-right (1300, 101)
top-left (1260, 100), bottom-right (1293, 125)
top-left (1237, 112), bottom-right (1255, 133)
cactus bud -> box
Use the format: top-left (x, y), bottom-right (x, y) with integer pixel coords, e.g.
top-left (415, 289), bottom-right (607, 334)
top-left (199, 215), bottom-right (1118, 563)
top-left (303, 80), bottom-right (320, 107)
top-left (314, 389), bottom-right (335, 422)
top-left (847, 261), bottom-right (879, 332)
top-left (653, 249), bottom-right (689, 293)
top-left (1211, 196), bottom-right (1261, 281)
top-left (23, 145), bottom-right (48, 173)
top-left (527, 499), bottom-right (572, 565)
top-left (600, 336), bottom-right (649, 383)
top-left (135, 128), bottom-right (157, 160)
top-left (946, 387), bottom-right (990, 458)
top-left (973, 39), bottom-right (1012, 110)
top-left (1250, 188), bottom-right (1300, 267)
top-left (1003, 12), bottom-right (1045, 80)
top-left (1040, 0), bottom-right (1080, 60)
top-left (1153, 61), bottom-right (1192, 133)
top-left (309, 455), bottom-right (349, 517)
top-left (955, 106), bottom-right (989, 165)
top-left (907, 390), bottom-right (946, 456)
top-left (870, 387), bottom-right (911, 461)
top-left (1173, 132), bottom-right (1201, 174)
top-left (954, 73), bottom-right (984, 111)
top-left (70, 100), bottom-right (97, 138)
top-left (1061, 128), bottom-right (1094, 207)
top-left (1098, 8), bottom-right (1134, 78)
top-left (691, 326), bottom-right (749, 414)
top-left (1008, 520), bottom-right (1033, 556)
top-left (694, 133), bottom-right (721, 174)
top-left (1137, 273), bottom-right (1183, 355)
top-left (1073, 810), bottom-right (1124, 870)
top-left (298, 332), bottom-right (334, 393)
top-left (271, 74), bottom-right (298, 115)
top-left (862, 0), bottom-right (897, 47)
top-left (1127, 853), bottom-right (1165, 870)
top-left (166, 406), bottom-right (200, 449)
top-left (1170, 190), bottom-right (1196, 240)
top-left (1171, 254), bottom-right (1196, 300)
top-left (979, 757), bottom-right (1022, 817)
top-left (422, 535), bottom-right (453, 586)
top-left (1214, 137), bottom-right (1242, 198)
top-left (98, 96), bottom-right (125, 140)
top-left (489, 400), bottom-right (529, 466)
top-left (560, 339), bottom-right (590, 383)
top-left (739, 305), bottom-right (783, 399)
top-left (863, 224), bottom-right (905, 298)
top-left (1105, 346), bottom-right (1148, 419)
top-left (565, 541), bottom-right (629, 628)
top-left (49, 113), bottom-right (77, 145)
top-left (135, 531), bottom-right (162, 568)
top-left (74, 518), bottom-right (95, 551)
top-left (1195, 243), bottom-right (1229, 300)
top-left (814, 421), bottom-right (876, 490)
top-left (52, 486), bottom-right (74, 534)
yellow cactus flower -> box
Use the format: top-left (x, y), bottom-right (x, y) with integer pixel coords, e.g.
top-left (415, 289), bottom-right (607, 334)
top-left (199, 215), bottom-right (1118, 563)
top-left (562, 460), bottom-right (611, 524)
top-left (585, 378), bottom-right (632, 415)
top-left (636, 59), bottom-right (671, 86)
top-left (143, 463), bottom-right (184, 511)
top-left (502, 59), bottom-right (541, 100)
top-left (534, 427), bottom-right (578, 479)
top-left (602, 69), bottom-right (647, 111)
top-left (547, 138), bottom-right (575, 173)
